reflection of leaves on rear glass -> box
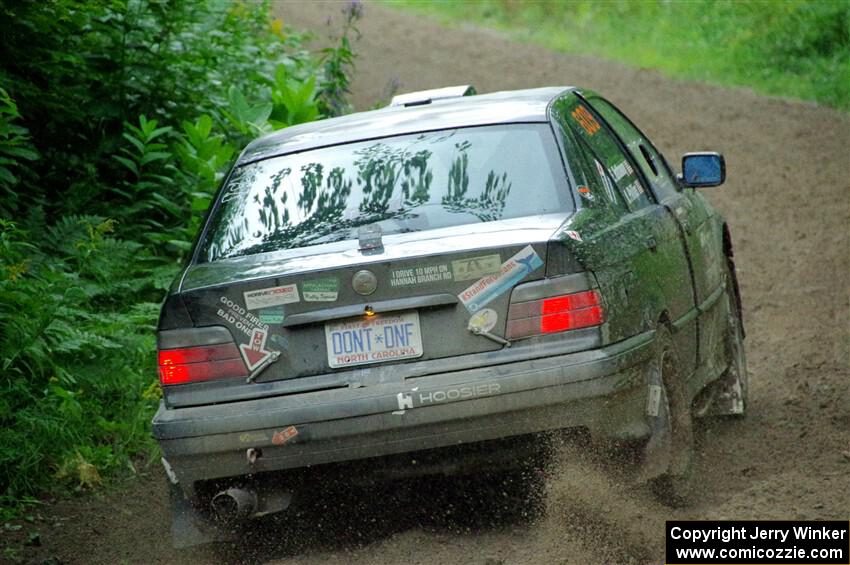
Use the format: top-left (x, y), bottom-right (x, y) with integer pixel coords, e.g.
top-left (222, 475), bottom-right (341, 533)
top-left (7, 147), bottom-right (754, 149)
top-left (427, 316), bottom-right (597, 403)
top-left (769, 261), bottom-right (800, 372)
top-left (248, 163), bottom-right (354, 252)
top-left (321, 167), bottom-right (352, 212)
top-left (400, 150), bottom-right (432, 205)
top-left (205, 165), bottom-right (259, 259)
top-left (201, 125), bottom-right (562, 261)
top-left (443, 140), bottom-right (510, 222)
top-left (354, 143), bottom-right (435, 213)
top-left (298, 163), bottom-right (323, 211)
top-left (447, 150), bottom-right (469, 198)
top-left (356, 144), bottom-right (399, 214)
top-left (256, 168), bottom-right (290, 233)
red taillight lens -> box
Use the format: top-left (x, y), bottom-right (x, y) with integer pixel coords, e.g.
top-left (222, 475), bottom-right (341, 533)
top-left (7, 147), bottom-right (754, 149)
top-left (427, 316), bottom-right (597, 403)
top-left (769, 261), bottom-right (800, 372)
top-left (540, 305), bottom-right (604, 333)
top-left (507, 290), bottom-right (604, 339)
top-left (158, 342), bottom-right (247, 385)
top-left (541, 292), bottom-right (599, 314)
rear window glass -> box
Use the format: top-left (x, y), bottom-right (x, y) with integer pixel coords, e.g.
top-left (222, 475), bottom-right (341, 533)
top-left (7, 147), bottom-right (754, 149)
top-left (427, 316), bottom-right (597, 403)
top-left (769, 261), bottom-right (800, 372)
top-left (199, 124), bottom-right (571, 262)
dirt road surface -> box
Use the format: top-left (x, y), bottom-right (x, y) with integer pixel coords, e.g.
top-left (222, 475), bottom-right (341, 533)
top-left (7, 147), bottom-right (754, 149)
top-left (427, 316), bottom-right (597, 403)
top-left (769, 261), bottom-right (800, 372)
top-left (14, 2), bottom-right (849, 564)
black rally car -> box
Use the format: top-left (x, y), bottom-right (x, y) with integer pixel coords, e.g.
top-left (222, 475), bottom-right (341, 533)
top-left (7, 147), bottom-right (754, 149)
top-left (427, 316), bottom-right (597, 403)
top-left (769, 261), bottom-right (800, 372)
top-left (154, 86), bottom-right (747, 545)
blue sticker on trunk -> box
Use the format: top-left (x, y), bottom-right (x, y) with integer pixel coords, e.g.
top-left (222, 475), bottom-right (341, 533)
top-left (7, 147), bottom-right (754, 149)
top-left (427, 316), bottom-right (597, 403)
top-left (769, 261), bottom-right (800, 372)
top-left (457, 245), bottom-right (543, 312)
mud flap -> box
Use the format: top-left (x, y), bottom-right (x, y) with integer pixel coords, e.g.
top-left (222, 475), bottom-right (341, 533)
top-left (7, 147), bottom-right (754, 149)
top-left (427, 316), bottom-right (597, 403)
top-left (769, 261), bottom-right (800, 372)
top-left (696, 367), bottom-right (746, 417)
top-left (169, 482), bottom-right (237, 549)
top-left (694, 273), bottom-right (748, 418)
top-left (639, 376), bottom-right (672, 482)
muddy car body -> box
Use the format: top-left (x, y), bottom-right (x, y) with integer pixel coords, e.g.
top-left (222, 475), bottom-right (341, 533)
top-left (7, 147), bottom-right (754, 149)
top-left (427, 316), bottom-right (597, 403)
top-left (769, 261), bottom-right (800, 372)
top-left (153, 86), bottom-right (747, 545)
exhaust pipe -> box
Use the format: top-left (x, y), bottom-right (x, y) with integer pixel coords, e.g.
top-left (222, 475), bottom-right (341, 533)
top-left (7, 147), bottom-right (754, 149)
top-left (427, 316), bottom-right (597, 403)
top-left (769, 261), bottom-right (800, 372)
top-left (210, 486), bottom-right (292, 524)
top-left (211, 487), bottom-right (257, 524)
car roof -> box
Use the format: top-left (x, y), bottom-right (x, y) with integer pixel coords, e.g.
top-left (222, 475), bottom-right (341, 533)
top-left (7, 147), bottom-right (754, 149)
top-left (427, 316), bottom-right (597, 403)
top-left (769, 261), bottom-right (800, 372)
top-left (238, 86), bottom-right (575, 165)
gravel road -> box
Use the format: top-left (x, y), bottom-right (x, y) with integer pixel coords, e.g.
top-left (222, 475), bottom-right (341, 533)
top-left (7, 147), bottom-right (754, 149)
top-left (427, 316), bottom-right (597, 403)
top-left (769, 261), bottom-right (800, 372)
top-left (18, 2), bottom-right (849, 564)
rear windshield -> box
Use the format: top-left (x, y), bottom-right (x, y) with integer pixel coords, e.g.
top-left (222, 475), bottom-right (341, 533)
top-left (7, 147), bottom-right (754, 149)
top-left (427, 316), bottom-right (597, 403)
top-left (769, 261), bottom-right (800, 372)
top-left (199, 124), bottom-right (571, 262)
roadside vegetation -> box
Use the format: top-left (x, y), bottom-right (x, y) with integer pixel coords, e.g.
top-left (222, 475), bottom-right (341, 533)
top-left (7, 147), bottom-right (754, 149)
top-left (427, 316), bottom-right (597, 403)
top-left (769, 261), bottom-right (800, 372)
top-left (0, 0), bottom-right (359, 519)
top-left (392, 0), bottom-right (850, 111)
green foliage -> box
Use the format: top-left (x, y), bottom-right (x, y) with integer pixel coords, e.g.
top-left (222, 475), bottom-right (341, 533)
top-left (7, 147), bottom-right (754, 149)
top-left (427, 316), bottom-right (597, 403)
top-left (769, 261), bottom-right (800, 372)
top-left (0, 0), bottom-right (360, 513)
top-left (0, 217), bottom-right (161, 502)
top-left (223, 85), bottom-right (275, 139)
top-left (394, 0), bottom-right (850, 111)
top-left (317, 1), bottom-right (363, 116)
top-left (270, 68), bottom-right (321, 128)
top-left (0, 89), bottom-right (38, 213)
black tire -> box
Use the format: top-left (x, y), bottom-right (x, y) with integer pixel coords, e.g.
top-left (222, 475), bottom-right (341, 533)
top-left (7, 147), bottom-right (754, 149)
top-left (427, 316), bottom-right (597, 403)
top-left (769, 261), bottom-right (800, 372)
top-left (647, 327), bottom-right (696, 506)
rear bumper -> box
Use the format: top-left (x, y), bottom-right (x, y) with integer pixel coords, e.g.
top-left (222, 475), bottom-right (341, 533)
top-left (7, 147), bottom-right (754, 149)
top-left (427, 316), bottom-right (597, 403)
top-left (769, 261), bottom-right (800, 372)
top-left (153, 331), bottom-right (656, 490)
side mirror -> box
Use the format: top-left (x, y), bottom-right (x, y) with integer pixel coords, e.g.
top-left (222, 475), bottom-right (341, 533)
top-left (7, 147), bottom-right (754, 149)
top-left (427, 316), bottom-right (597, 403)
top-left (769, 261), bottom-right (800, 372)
top-left (680, 152), bottom-right (725, 188)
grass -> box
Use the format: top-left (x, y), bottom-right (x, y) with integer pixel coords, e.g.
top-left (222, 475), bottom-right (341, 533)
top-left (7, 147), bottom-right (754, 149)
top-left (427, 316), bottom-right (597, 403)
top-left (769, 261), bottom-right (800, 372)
top-left (389, 0), bottom-right (850, 111)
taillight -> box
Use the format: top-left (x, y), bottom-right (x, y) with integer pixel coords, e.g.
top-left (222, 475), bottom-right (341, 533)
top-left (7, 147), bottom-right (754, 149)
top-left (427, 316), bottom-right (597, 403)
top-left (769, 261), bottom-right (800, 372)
top-left (158, 342), bottom-right (248, 385)
top-left (507, 289), bottom-right (604, 339)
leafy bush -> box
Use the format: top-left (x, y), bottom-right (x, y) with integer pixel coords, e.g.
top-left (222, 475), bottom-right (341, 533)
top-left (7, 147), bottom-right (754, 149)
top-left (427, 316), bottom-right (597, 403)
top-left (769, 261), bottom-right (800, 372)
top-left (0, 0), bottom-right (360, 513)
top-left (0, 89), bottom-right (38, 214)
top-left (0, 217), bottom-right (160, 500)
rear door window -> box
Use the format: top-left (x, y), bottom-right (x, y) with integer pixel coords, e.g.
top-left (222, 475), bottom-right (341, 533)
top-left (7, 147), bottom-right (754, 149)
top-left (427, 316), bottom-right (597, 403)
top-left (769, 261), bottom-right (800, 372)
top-left (555, 110), bottom-right (627, 215)
top-left (200, 124), bottom-right (572, 262)
top-left (561, 101), bottom-right (653, 211)
top-left (588, 97), bottom-right (680, 203)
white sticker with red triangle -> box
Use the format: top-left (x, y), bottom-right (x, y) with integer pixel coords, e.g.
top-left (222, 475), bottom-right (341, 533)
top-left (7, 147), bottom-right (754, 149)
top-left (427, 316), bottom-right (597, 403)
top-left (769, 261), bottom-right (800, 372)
top-left (239, 327), bottom-right (275, 371)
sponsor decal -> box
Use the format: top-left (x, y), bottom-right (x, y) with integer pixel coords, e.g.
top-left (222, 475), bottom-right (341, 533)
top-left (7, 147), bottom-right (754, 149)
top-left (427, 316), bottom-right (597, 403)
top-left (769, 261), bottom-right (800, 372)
top-left (577, 185), bottom-right (594, 200)
top-left (609, 161), bottom-right (632, 182)
top-left (419, 383), bottom-right (500, 405)
top-left (458, 245), bottom-right (543, 312)
top-left (220, 182), bottom-right (251, 204)
top-left (303, 277), bottom-right (339, 302)
top-left (646, 384), bottom-right (662, 417)
top-left (238, 431), bottom-right (267, 443)
top-left (451, 254), bottom-right (502, 282)
top-left (396, 392), bottom-right (413, 411)
top-left (468, 308), bottom-right (498, 333)
top-left (390, 263), bottom-right (452, 287)
top-left (243, 284), bottom-right (299, 310)
top-left (594, 159), bottom-right (619, 204)
top-left (395, 383), bottom-right (501, 412)
top-left (622, 180), bottom-right (646, 204)
top-left (271, 426), bottom-right (299, 446)
top-left (393, 387), bottom-right (419, 414)
top-left (565, 230), bottom-right (583, 242)
top-left (571, 104), bottom-right (601, 136)
top-left (216, 296), bottom-right (268, 338)
top-left (258, 306), bottom-right (285, 325)
top-left (239, 327), bottom-right (275, 371)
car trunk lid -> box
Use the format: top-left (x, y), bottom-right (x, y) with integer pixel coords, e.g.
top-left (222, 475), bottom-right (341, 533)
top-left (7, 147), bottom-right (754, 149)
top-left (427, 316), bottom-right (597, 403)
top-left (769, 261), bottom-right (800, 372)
top-left (165, 214), bottom-right (567, 407)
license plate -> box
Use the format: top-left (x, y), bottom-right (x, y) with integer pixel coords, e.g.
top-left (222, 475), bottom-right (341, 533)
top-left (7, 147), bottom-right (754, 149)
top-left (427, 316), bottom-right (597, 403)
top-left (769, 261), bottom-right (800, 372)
top-left (325, 311), bottom-right (423, 369)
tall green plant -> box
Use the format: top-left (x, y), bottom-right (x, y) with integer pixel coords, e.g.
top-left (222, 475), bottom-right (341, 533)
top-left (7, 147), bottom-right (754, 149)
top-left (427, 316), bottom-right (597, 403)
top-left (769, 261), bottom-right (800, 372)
top-left (0, 217), bottom-right (160, 503)
top-left (0, 88), bottom-right (38, 215)
top-left (318, 0), bottom-right (363, 116)
top-left (0, 0), bottom-right (360, 516)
